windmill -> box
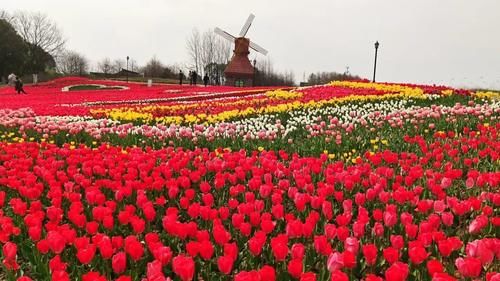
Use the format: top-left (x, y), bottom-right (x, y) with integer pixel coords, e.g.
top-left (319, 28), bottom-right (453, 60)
top-left (215, 13), bottom-right (268, 87)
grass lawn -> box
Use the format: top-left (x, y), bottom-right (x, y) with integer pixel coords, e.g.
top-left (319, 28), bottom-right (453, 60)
top-left (68, 85), bottom-right (124, 91)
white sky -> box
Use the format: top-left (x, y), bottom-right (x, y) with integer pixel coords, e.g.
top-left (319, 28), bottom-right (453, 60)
top-left (4, 0), bottom-right (500, 89)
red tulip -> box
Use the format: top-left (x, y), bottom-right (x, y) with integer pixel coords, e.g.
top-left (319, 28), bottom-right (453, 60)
top-left (213, 224), bottom-right (231, 245)
top-left (362, 243), bottom-right (378, 265)
top-left (299, 272), bottom-right (316, 281)
top-left (249, 235), bottom-right (265, 256)
top-left (217, 255), bottom-right (234, 275)
top-left (46, 231), bottom-right (66, 254)
top-left (385, 262), bottom-right (409, 281)
top-left (49, 255), bottom-right (67, 272)
top-left (330, 269), bottom-right (349, 281)
top-left (271, 235), bottom-right (288, 261)
top-left (383, 247), bottom-right (399, 264)
top-left (85, 221), bottom-right (99, 235)
top-left (291, 243), bottom-right (305, 259)
top-left (198, 240), bottom-right (214, 260)
top-left (146, 260), bottom-right (166, 280)
top-left (82, 271), bottom-right (106, 281)
top-left (364, 274), bottom-right (384, 281)
top-left (390, 235), bottom-right (404, 250)
top-left (76, 244), bottom-right (96, 265)
top-left (51, 270), bottom-right (70, 281)
top-left (172, 255), bottom-right (195, 281)
top-left (372, 222), bottom-right (384, 237)
top-left (426, 259), bottom-right (444, 277)
top-left (115, 276), bottom-right (132, 281)
top-left (383, 210), bottom-right (398, 227)
top-left (468, 215), bottom-right (488, 234)
top-left (313, 235), bottom-right (332, 256)
top-left (153, 246), bottom-right (173, 266)
top-left (2, 242), bottom-right (17, 260)
top-left (487, 273), bottom-right (500, 281)
top-left (234, 270), bottom-right (260, 281)
top-left (124, 236), bottom-right (144, 261)
top-left (112, 252), bottom-right (127, 274)
top-left (455, 257), bottom-right (482, 278)
top-left (467, 239), bottom-right (495, 265)
top-left (36, 239), bottom-right (50, 254)
top-left (97, 236), bottom-right (113, 259)
top-left (283, 257), bottom-right (301, 279)
top-left (324, 224), bottom-right (337, 239)
top-left (223, 242), bottom-right (238, 261)
top-left (259, 265), bottom-right (276, 281)
top-left (408, 245), bottom-right (428, 265)
top-left (343, 250), bottom-right (357, 269)
top-left (431, 272), bottom-right (457, 281)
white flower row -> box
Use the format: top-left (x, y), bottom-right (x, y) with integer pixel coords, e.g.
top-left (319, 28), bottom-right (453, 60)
top-left (0, 98), bottom-right (497, 143)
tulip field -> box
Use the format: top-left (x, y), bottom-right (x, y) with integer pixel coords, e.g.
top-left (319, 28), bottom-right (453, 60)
top-left (0, 77), bottom-right (498, 281)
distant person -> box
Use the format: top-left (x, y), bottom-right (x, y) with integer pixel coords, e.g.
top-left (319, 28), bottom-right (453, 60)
top-left (7, 73), bottom-right (16, 87)
top-left (14, 77), bottom-right (27, 94)
top-left (203, 74), bottom-right (209, 87)
top-left (192, 71), bottom-right (198, 85)
top-left (179, 70), bottom-right (184, 85)
top-left (188, 71), bottom-right (193, 85)
top-left (215, 74), bottom-right (220, 85)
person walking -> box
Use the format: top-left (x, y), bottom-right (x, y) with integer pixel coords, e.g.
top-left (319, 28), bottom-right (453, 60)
top-left (14, 77), bottom-right (27, 94)
top-left (7, 74), bottom-right (16, 86)
top-left (188, 71), bottom-right (193, 85)
top-left (192, 71), bottom-right (198, 85)
top-left (203, 73), bottom-right (209, 87)
top-left (179, 70), bottom-right (184, 85)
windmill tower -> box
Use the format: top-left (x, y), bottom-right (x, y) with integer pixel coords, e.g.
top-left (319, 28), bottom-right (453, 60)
top-left (215, 14), bottom-right (268, 87)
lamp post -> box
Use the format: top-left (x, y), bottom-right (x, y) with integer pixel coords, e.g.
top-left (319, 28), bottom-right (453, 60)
top-left (372, 41), bottom-right (379, 83)
top-left (253, 59), bottom-right (257, 87)
top-left (126, 56), bottom-right (130, 83)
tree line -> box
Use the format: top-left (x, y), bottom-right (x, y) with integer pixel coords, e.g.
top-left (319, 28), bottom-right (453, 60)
top-left (1, 10), bottom-right (363, 86)
top-left (0, 10), bottom-right (63, 82)
top-left (307, 71), bottom-right (363, 86)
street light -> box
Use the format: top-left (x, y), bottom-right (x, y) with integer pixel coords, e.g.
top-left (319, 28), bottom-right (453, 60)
top-left (373, 41), bottom-right (379, 83)
top-left (253, 59), bottom-right (257, 87)
top-left (126, 56), bottom-right (130, 83)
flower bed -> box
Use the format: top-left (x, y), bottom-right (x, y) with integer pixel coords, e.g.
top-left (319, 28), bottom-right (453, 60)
top-left (0, 78), bottom-right (498, 281)
top-left (0, 77), bottom-right (280, 116)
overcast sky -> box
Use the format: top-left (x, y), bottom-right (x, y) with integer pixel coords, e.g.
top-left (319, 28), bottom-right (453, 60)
top-left (4, 0), bottom-right (500, 89)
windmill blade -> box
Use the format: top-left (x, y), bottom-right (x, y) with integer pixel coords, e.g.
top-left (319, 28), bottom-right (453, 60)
top-left (214, 27), bottom-right (236, 42)
top-left (249, 41), bottom-right (268, 55)
top-left (239, 13), bottom-right (255, 37)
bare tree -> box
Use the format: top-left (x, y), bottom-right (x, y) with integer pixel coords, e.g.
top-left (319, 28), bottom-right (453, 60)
top-left (284, 70), bottom-right (295, 85)
top-left (56, 50), bottom-right (88, 75)
top-left (128, 58), bottom-right (139, 72)
top-left (0, 10), bottom-right (14, 24)
top-left (307, 71), bottom-right (362, 85)
top-left (187, 28), bottom-right (232, 82)
top-left (214, 35), bottom-right (232, 65)
top-left (200, 29), bottom-right (216, 76)
top-left (12, 11), bottom-right (65, 57)
top-left (254, 57), bottom-right (295, 86)
top-left (186, 28), bottom-right (202, 73)
top-left (199, 29), bottom-right (232, 75)
top-left (97, 58), bottom-right (112, 75)
top-left (112, 59), bottom-right (125, 73)
top-left (142, 56), bottom-right (164, 78)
